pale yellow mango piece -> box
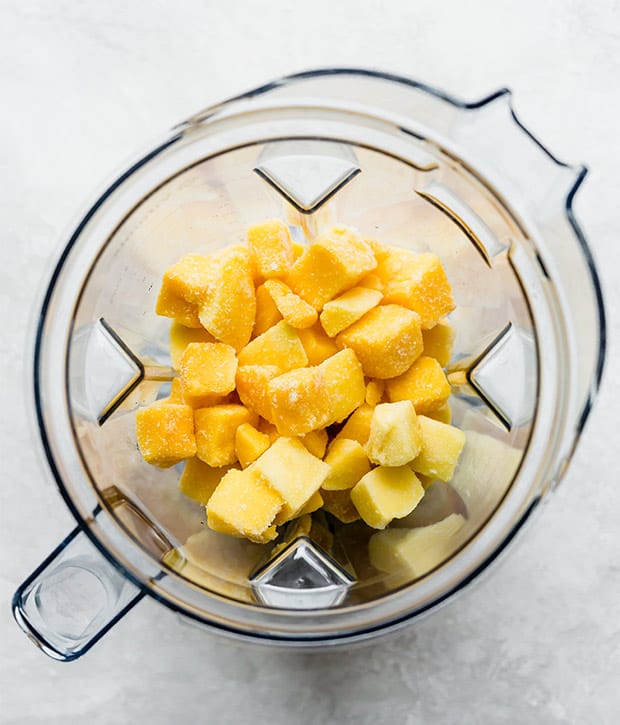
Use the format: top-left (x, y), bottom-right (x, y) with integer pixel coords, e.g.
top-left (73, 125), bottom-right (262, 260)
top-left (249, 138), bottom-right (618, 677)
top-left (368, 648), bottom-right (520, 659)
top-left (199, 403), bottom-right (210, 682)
top-left (386, 356), bottom-right (451, 415)
top-left (160, 253), bottom-right (218, 304)
top-left (198, 247), bottom-right (256, 350)
top-left (206, 468), bottom-right (283, 543)
top-left (252, 284), bottom-right (283, 338)
top-left (377, 248), bottom-right (454, 329)
top-left (251, 437), bottom-right (330, 521)
top-left (194, 404), bottom-right (258, 467)
top-left (358, 272), bottom-right (384, 292)
top-left (169, 322), bottom-right (216, 370)
top-left (136, 403), bottom-right (196, 468)
top-left (235, 365), bottom-right (281, 422)
top-left (422, 318), bottom-right (454, 367)
top-left (155, 285), bottom-right (201, 328)
top-left (368, 513), bottom-right (466, 577)
top-left (366, 401), bottom-right (422, 467)
top-left (296, 323), bottom-right (339, 365)
top-left (179, 342), bottom-right (237, 407)
top-left (410, 416), bottom-right (466, 482)
top-left (336, 304), bottom-right (423, 379)
top-left (300, 428), bottom-right (328, 459)
top-left (268, 366), bottom-right (331, 436)
top-left (264, 279), bottom-right (318, 329)
top-left (365, 379), bottom-right (385, 407)
top-left (179, 457), bottom-right (232, 504)
top-left (319, 348), bottom-right (366, 424)
top-left (350, 465), bottom-right (424, 529)
top-left (238, 320), bottom-right (308, 371)
top-left (247, 219), bottom-right (295, 279)
top-left (322, 438), bottom-right (371, 491)
top-left (321, 488), bottom-right (360, 523)
top-left (320, 286), bottom-right (382, 337)
top-left (334, 404), bottom-right (374, 446)
top-left (234, 423), bottom-right (271, 468)
top-left (286, 225), bottom-right (377, 309)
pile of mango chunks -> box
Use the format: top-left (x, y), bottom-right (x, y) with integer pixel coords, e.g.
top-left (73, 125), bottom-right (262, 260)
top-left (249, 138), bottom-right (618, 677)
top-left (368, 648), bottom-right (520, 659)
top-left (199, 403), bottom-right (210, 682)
top-left (136, 221), bottom-right (466, 544)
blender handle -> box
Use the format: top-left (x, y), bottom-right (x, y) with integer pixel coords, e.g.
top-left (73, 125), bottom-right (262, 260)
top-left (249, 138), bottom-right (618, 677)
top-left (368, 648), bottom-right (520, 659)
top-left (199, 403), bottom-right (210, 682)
top-left (12, 526), bottom-right (144, 661)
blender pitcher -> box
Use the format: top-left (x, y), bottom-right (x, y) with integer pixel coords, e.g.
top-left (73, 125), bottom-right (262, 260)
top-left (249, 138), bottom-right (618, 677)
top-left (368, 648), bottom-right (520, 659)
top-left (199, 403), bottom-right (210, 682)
top-left (13, 69), bottom-right (605, 661)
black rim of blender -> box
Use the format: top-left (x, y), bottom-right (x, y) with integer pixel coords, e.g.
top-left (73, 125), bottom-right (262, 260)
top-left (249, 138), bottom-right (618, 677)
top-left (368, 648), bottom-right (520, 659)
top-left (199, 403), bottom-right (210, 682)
top-left (30, 68), bottom-right (607, 645)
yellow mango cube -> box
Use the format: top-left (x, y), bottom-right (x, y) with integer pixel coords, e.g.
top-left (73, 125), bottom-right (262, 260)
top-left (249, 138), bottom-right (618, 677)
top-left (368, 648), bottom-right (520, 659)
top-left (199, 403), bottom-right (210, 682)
top-left (319, 348), bottom-right (366, 424)
top-left (252, 283), bottom-right (283, 338)
top-left (365, 379), bottom-right (385, 407)
top-left (235, 365), bottom-right (281, 422)
top-left (251, 437), bottom-right (330, 521)
top-left (366, 401), bottom-right (422, 466)
top-left (268, 366), bottom-right (331, 436)
top-left (136, 403), bottom-right (196, 467)
top-left (160, 253), bottom-right (218, 304)
top-left (168, 377), bottom-right (185, 404)
top-left (422, 318), bottom-right (454, 367)
top-left (238, 320), bottom-right (308, 371)
top-left (198, 247), bottom-right (256, 350)
top-left (206, 468), bottom-right (283, 543)
top-left (351, 465), bottom-right (425, 529)
top-left (411, 416), bottom-right (466, 482)
top-left (300, 428), bottom-right (328, 459)
top-left (235, 423), bottom-right (271, 468)
top-left (335, 404), bottom-right (374, 446)
top-left (286, 225), bottom-right (377, 310)
top-left (369, 513), bottom-right (465, 577)
top-left (336, 304), bottom-right (423, 379)
top-left (195, 404), bottom-right (258, 467)
top-left (155, 285), bottom-right (201, 328)
top-left (247, 219), bottom-right (295, 279)
top-left (378, 249), bottom-right (455, 329)
top-left (296, 323), bottom-right (339, 365)
top-left (264, 279), bottom-right (318, 329)
top-left (321, 488), bottom-right (360, 523)
top-left (179, 457), bottom-right (232, 504)
top-left (179, 342), bottom-right (237, 407)
top-left (169, 322), bottom-right (216, 370)
top-left (386, 356), bottom-right (451, 415)
top-left (320, 286), bottom-right (382, 337)
top-left (322, 438), bottom-right (371, 491)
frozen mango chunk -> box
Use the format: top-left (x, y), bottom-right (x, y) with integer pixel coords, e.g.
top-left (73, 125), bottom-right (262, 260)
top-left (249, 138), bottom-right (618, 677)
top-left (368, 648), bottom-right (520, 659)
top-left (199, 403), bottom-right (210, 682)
top-left (252, 283), bottom-right (283, 338)
top-left (286, 225), bottom-right (377, 309)
top-left (322, 438), bottom-right (371, 491)
top-left (247, 219), bottom-right (295, 279)
top-left (238, 320), bottom-right (308, 371)
top-left (179, 457), bottom-right (232, 504)
top-left (160, 253), bottom-right (218, 304)
top-left (351, 465), bottom-right (425, 529)
top-left (168, 377), bottom-right (185, 404)
top-left (300, 428), bottom-right (328, 459)
top-left (199, 247), bottom-right (256, 350)
top-left (386, 356), bottom-right (451, 415)
top-left (206, 468), bottom-right (283, 543)
top-left (179, 342), bottom-right (237, 407)
top-left (410, 416), bottom-right (466, 482)
top-left (335, 404), bottom-right (374, 446)
top-left (422, 318), bottom-right (454, 367)
top-left (369, 513), bottom-right (465, 577)
top-left (366, 401), bottom-right (422, 467)
top-left (251, 437), bottom-right (330, 521)
top-left (235, 365), bottom-right (280, 422)
top-left (365, 379), bottom-right (384, 407)
top-left (136, 403), bottom-right (196, 467)
top-left (320, 286), bottom-right (382, 337)
top-left (322, 488), bottom-right (360, 523)
top-left (337, 304), bottom-right (423, 379)
top-left (155, 285), bottom-right (201, 328)
top-left (319, 348), bottom-right (366, 424)
top-left (169, 322), bottom-right (216, 370)
top-left (264, 279), bottom-right (318, 329)
top-left (235, 422), bottom-right (271, 468)
top-left (195, 404), bottom-right (258, 467)
top-left (296, 323), bottom-right (339, 365)
top-left (378, 248), bottom-right (454, 329)
top-left (268, 366), bottom-right (331, 436)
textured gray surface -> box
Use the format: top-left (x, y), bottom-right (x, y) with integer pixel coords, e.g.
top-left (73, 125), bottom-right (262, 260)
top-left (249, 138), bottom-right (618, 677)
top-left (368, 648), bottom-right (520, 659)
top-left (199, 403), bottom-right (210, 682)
top-left (1, 1), bottom-right (619, 722)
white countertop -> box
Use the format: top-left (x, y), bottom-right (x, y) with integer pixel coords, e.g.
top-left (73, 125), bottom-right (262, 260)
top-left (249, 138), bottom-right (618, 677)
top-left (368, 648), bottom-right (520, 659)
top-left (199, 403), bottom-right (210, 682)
top-left (2, 1), bottom-right (619, 722)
